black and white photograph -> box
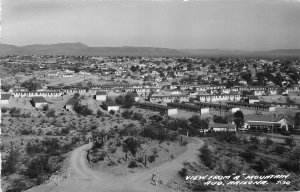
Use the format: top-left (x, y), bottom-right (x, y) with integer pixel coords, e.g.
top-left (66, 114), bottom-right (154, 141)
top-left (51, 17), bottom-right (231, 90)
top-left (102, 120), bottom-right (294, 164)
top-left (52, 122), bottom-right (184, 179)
top-left (0, 0), bottom-right (300, 192)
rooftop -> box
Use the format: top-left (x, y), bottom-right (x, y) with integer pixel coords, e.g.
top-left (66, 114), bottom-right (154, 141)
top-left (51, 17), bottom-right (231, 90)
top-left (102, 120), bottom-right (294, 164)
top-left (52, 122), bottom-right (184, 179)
top-left (31, 96), bottom-right (47, 103)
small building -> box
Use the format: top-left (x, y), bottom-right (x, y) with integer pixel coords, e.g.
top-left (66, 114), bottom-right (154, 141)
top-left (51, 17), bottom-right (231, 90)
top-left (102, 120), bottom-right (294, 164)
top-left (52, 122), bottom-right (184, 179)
top-left (31, 97), bottom-right (48, 109)
top-left (246, 95), bottom-right (260, 104)
top-left (95, 91), bottom-right (107, 101)
top-left (0, 93), bottom-right (11, 105)
top-left (102, 101), bottom-right (120, 112)
top-left (167, 102), bottom-right (209, 114)
top-left (208, 123), bottom-right (236, 132)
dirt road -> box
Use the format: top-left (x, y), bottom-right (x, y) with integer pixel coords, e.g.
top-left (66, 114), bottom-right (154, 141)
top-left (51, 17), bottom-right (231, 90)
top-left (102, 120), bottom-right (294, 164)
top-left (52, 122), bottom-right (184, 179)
top-left (26, 137), bottom-right (203, 192)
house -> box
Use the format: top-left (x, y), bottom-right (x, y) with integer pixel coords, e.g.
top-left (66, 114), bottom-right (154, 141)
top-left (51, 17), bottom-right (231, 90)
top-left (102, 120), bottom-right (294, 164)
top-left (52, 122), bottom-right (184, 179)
top-left (167, 102), bottom-right (209, 114)
top-left (243, 114), bottom-right (290, 132)
top-left (208, 123), bottom-right (236, 132)
top-left (246, 96), bottom-right (260, 104)
top-left (227, 102), bottom-right (276, 112)
top-left (102, 101), bottom-right (120, 112)
top-left (0, 94), bottom-right (11, 105)
top-left (95, 91), bottom-right (107, 101)
top-left (31, 97), bottom-right (48, 109)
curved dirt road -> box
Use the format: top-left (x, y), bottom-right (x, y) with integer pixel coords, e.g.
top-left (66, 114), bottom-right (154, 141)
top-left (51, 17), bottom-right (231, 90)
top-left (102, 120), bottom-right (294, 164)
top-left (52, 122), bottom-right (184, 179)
top-left (26, 137), bottom-right (203, 192)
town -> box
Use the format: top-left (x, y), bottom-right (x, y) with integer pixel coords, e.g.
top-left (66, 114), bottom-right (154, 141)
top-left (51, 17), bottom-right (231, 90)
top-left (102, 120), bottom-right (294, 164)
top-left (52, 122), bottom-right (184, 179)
top-left (1, 54), bottom-right (300, 192)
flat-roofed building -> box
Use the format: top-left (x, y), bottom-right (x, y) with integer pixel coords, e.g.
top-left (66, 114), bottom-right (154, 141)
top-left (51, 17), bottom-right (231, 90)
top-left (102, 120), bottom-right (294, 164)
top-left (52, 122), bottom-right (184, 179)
top-left (103, 101), bottom-right (120, 112)
top-left (31, 97), bottom-right (48, 109)
top-left (137, 102), bottom-right (178, 116)
top-left (95, 91), bottom-right (107, 101)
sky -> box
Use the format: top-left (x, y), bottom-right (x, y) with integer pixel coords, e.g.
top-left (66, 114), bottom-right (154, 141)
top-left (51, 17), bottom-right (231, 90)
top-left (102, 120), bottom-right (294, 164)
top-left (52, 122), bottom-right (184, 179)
top-left (1, 0), bottom-right (300, 51)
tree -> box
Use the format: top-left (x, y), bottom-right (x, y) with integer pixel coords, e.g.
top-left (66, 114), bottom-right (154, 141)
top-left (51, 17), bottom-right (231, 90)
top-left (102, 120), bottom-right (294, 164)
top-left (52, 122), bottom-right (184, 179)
top-left (233, 110), bottom-right (244, 129)
top-left (294, 112), bottom-right (300, 126)
top-left (124, 93), bottom-right (135, 108)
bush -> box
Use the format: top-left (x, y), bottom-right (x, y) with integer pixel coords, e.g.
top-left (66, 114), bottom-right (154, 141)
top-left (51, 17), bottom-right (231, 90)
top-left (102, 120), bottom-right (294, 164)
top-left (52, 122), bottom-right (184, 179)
top-left (252, 158), bottom-right (271, 174)
top-left (215, 132), bottom-right (240, 144)
top-left (92, 141), bottom-right (104, 150)
top-left (263, 137), bottom-right (273, 147)
top-left (43, 104), bottom-right (49, 111)
top-left (9, 107), bottom-right (21, 117)
top-left (2, 149), bottom-right (20, 176)
top-left (178, 168), bottom-right (188, 178)
top-left (274, 145), bottom-right (287, 154)
top-left (148, 155), bottom-right (156, 163)
top-left (122, 137), bottom-right (141, 156)
top-left (239, 150), bottom-right (256, 162)
top-left (199, 144), bottom-right (215, 169)
top-left (6, 179), bottom-right (27, 192)
top-left (73, 101), bottom-right (93, 116)
top-left (109, 110), bottom-right (115, 115)
top-left (46, 110), bottom-right (56, 118)
top-left (280, 160), bottom-right (300, 173)
top-left (1, 107), bottom-right (8, 113)
top-left (107, 160), bottom-right (117, 166)
top-left (122, 110), bottom-right (133, 119)
top-left (285, 137), bottom-right (296, 148)
top-left (24, 155), bottom-right (54, 180)
top-left (132, 112), bottom-right (143, 121)
top-left (250, 136), bottom-right (260, 145)
top-left (128, 160), bottom-right (138, 168)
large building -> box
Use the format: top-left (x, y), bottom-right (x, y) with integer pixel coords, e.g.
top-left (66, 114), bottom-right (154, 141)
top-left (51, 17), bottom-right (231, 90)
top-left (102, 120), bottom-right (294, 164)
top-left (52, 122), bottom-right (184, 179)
top-left (137, 102), bottom-right (178, 116)
top-left (196, 93), bottom-right (240, 103)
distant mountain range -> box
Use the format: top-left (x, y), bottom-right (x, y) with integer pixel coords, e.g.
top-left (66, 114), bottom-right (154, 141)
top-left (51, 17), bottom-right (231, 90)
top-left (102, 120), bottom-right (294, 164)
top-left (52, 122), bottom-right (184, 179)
top-left (0, 43), bottom-right (299, 57)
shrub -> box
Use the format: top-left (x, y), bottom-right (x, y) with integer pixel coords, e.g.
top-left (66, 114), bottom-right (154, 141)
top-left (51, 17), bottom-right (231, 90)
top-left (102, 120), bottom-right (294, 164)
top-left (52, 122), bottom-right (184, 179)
top-left (6, 179), bottom-right (27, 192)
top-left (128, 160), bottom-right (138, 168)
top-left (107, 160), bottom-right (117, 166)
top-left (9, 107), bottom-right (21, 117)
top-left (250, 136), bottom-right (260, 145)
top-left (24, 155), bottom-right (54, 180)
top-left (199, 144), bottom-right (215, 169)
top-left (285, 137), bottom-right (296, 149)
top-left (73, 101), bottom-right (93, 116)
top-left (215, 132), bottom-right (240, 144)
top-left (2, 149), bottom-right (20, 176)
top-left (122, 137), bottom-right (140, 156)
top-left (43, 104), bottom-right (49, 111)
top-left (1, 107), bottom-right (9, 113)
top-left (280, 160), bottom-right (300, 173)
top-left (274, 145), bottom-right (287, 154)
top-left (148, 155), bottom-right (156, 163)
top-left (252, 158), bottom-right (271, 174)
top-left (178, 168), bottom-right (188, 178)
top-left (46, 110), bottom-right (56, 118)
top-left (109, 110), bottom-right (115, 115)
top-left (239, 150), bottom-right (256, 162)
top-left (263, 137), bottom-right (273, 147)
top-left (122, 110), bottom-right (133, 119)
top-left (132, 112), bottom-right (143, 121)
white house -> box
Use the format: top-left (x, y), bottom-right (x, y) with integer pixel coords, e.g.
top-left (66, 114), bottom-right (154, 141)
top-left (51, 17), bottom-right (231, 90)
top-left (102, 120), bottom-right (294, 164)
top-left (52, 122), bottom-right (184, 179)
top-left (95, 91), bottom-right (107, 101)
top-left (103, 101), bottom-right (120, 112)
top-left (31, 97), bottom-right (48, 109)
